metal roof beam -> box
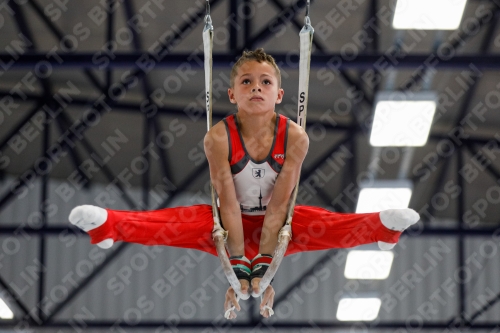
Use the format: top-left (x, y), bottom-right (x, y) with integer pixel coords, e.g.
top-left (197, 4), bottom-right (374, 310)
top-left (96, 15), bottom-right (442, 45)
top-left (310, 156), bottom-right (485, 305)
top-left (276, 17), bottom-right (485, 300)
top-left (2, 320), bottom-right (500, 330)
top-left (1, 225), bottom-right (499, 236)
top-left (3, 53), bottom-right (500, 69)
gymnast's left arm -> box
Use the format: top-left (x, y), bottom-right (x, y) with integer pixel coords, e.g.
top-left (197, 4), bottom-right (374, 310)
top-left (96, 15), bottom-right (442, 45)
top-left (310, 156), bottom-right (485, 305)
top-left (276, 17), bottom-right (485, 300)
top-left (259, 122), bottom-right (309, 259)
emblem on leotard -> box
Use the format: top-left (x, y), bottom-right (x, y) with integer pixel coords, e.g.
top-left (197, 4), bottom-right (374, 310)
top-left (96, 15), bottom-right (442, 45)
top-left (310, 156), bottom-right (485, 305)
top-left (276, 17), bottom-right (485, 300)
top-left (240, 188), bottom-right (266, 213)
top-left (252, 168), bottom-right (265, 179)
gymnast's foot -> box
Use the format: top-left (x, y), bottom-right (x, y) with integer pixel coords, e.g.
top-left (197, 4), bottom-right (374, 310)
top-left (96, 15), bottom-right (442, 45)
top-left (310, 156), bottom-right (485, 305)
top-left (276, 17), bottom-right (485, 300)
top-left (378, 208), bottom-right (420, 250)
top-left (69, 205), bottom-right (114, 249)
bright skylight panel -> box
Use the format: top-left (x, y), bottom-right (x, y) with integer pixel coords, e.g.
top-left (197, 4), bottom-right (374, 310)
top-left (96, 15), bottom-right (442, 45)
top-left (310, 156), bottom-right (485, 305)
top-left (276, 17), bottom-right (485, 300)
top-left (393, 0), bottom-right (467, 30)
top-left (370, 92), bottom-right (437, 147)
top-left (356, 180), bottom-right (413, 213)
top-left (345, 250), bottom-right (394, 279)
top-left (0, 297), bottom-right (14, 319)
top-left (337, 298), bottom-right (381, 321)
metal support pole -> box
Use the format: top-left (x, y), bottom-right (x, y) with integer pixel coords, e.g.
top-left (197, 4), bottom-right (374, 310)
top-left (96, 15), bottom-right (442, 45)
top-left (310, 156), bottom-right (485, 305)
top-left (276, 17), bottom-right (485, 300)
top-left (142, 118), bottom-right (151, 209)
top-left (37, 113), bottom-right (50, 322)
top-left (344, 139), bottom-right (357, 212)
top-left (457, 149), bottom-right (466, 322)
top-left (106, 0), bottom-right (114, 92)
top-left (243, 0), bottom-right (252, 49)
top-left (229, 0), bottom-right (239, 50)
top-left (368, 0), bottom-right (378, 53)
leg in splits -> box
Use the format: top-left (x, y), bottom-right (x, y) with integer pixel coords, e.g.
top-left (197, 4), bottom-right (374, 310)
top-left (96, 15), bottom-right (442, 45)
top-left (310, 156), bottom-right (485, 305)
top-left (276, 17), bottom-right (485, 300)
top-left (69, 204), bottom-right (216, 254)
top-left (285, 205), bottom-right (419, 255)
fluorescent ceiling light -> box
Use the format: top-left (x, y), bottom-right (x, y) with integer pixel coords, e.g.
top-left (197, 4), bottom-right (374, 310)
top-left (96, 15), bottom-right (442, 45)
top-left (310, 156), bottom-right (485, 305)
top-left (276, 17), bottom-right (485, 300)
top-left (370, 91), bottom-right (437, 147)
top-left (337, 298), bottom-right (381, 321)
top-left (0, 297), bottom-right (14, 319)
top-left (393, 0), bottom-right (467, 30)
top-left (356, 180), bottom-right (412, 213)
top-left (345, 250), bottom-right (394, 279)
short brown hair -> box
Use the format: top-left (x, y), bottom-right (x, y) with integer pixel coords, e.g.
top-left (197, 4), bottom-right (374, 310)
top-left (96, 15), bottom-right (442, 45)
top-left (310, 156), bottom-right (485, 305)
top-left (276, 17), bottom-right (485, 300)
top-left (230, 48), bottom-right (281, 88)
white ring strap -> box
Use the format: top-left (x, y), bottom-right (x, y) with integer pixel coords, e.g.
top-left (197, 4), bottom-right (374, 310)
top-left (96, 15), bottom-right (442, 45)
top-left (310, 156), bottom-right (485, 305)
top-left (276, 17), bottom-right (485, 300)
top-left (255, 5), bottom-right (314, 298)
top-left (203, 1), bottom-right (248, 302)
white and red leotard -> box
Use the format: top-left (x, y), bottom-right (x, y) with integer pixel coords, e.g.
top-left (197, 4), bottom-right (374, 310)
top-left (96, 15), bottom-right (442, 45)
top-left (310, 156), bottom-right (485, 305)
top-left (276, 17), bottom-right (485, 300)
top-left (224, 113), bottom-right (289, 215)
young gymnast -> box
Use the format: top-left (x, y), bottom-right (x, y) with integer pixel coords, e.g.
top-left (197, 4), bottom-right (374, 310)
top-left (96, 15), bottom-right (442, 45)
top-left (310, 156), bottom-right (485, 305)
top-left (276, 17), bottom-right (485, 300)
top-left (69, 48), bottom-right (420, 319)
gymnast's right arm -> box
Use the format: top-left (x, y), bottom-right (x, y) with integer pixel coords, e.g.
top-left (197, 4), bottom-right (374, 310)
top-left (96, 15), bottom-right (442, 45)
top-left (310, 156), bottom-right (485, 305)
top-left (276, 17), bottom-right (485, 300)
top-left (204, 121), bottom-right (244, 257)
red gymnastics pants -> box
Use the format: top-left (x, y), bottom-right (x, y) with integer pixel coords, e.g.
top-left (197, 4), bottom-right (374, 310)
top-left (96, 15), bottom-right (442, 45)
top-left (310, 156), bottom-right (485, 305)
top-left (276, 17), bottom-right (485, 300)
top-left (88, 205), bottom-right (402, 258)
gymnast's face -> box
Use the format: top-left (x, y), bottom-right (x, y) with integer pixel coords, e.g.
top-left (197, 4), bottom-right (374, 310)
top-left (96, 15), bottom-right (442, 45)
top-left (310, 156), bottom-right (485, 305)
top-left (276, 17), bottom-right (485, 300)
top-left (228, 60), bottom-right (284, 115)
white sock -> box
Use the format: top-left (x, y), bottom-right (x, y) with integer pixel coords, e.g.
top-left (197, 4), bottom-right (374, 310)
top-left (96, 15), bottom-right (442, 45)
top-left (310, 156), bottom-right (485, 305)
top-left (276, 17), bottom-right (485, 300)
top-left (377, 241), bottom-right (396, 250)
top-left (378, 208), bottom-right (420, 250)
top-left (69, 205), bottom-right (114, 249)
